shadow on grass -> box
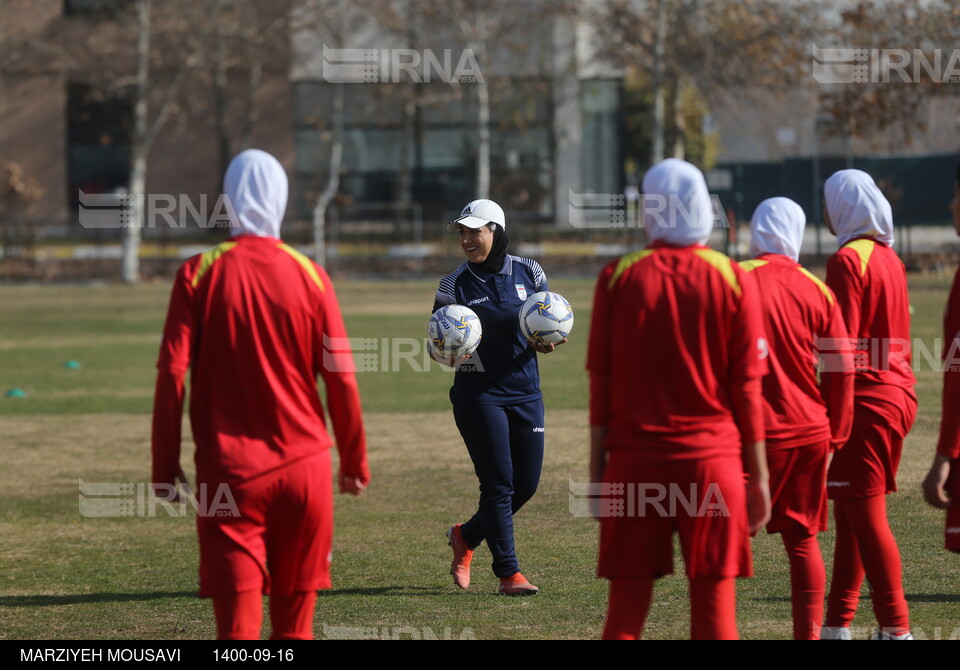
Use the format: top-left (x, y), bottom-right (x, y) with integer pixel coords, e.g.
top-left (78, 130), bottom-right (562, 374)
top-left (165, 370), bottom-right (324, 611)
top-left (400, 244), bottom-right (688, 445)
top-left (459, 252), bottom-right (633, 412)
top-left (0, 591), bottom-right (196, 607)
top-left (318, 586), bottom-right (452, 597)
top-left (906, 593), bottom-right (960, 603)
top-left (2, 586), bottom-right (482, 607)
top-left (754, 593), bottom-right (960, 604)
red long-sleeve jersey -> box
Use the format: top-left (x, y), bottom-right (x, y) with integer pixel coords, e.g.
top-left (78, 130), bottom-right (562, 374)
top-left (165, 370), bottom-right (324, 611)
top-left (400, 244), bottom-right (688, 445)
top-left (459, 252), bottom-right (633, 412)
top-left (937, 269), bottom-right (960, 459)
top-left (825, 238), bottom-right (916, 406)
top-left (151, 235), bottom-right (369, 487)
top-left (740, 254), bottom-right (854, 451)
top-left (587, 244), bottom-right (768, 463)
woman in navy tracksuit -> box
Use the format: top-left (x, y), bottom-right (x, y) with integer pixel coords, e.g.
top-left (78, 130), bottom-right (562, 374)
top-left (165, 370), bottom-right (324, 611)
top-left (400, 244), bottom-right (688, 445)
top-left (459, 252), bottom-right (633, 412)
top-left (433, 199), bottom-right (562, 596)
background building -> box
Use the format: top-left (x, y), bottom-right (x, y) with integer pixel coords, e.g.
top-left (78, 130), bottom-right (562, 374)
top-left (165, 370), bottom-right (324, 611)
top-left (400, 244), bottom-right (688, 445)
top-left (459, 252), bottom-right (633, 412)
top-left (290, 3), bottom-right (624, 229)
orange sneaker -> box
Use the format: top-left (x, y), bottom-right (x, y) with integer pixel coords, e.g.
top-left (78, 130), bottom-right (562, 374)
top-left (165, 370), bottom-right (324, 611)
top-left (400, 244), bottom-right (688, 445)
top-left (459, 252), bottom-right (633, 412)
top-left (498, 572), bottom-right (539, 596)
top-left (447, 525), bottom-right (473, 589)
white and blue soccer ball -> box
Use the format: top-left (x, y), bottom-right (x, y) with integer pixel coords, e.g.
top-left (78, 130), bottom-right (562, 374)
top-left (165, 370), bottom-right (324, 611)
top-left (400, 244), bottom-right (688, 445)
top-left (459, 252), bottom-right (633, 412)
top-left (519, 291), bottom-right (574, 345)
top-left (428, 304), bottom-right (482, 361)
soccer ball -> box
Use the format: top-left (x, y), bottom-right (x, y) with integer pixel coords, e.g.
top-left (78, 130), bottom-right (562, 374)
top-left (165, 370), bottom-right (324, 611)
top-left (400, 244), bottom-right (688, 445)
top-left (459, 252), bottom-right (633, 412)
top-left (428, 304), bottom-right (482, 362)
top-left (519, 291), bottom-right (574, 345)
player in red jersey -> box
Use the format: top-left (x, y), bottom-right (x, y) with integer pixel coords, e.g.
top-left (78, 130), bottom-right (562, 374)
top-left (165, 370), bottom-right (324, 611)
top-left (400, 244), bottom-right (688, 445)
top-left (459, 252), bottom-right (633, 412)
top-left (151, 149), bottom-right (369, 640)
top-left (923, 164), bottom-right (960, 554)
top-left (820, 169), bottom-right (916, 640)
top-left (742, 197), bottom-right (854, 639)
top-left (588, 158), bottom-right (771, 640)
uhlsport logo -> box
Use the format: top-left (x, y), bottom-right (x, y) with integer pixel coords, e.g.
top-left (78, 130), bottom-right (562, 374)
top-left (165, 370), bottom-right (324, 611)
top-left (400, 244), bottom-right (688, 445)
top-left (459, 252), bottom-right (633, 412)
top-left (321, 44), bottom-right (483, 84)
top-left (812, 43), bottom-right (960, 84)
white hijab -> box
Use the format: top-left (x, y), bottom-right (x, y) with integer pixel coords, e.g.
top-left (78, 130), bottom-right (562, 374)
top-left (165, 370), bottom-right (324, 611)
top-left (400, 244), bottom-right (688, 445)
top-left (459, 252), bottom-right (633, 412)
top-left (749, 197), bottom-right (807, 262)
top-left (224, 149), bottom-right (288, 239)
top-left (642, 158), bottom-right (713, 247)
top-left (823, 169), bottom-right (894, 248)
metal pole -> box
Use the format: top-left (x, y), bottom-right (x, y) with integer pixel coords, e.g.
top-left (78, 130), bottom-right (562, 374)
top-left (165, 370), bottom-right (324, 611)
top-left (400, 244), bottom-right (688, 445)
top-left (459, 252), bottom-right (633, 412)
top-left (331, 204), bottom-right (339, 278)
top-left (414, 202), bottom-right (423, 278)
top-left (812, 127), bottom-right (821, 261)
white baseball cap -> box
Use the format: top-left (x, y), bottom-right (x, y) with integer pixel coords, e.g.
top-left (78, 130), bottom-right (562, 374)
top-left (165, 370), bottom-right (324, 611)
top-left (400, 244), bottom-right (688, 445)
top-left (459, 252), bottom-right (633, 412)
top-left (448, 199), bottom-right (506, 231)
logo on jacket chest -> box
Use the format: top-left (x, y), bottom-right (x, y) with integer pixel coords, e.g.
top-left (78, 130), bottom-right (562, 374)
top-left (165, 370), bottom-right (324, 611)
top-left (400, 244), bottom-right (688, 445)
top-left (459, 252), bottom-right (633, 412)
top-left (515, 284), bottom-right (527, 301)
top-left (467, 296), bottom-right (490, 306)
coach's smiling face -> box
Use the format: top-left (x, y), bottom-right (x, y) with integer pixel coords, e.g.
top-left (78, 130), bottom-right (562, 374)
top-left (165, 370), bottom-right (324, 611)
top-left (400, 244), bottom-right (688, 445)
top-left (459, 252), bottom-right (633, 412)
top-left (459, 223), bottom-right (494, 264)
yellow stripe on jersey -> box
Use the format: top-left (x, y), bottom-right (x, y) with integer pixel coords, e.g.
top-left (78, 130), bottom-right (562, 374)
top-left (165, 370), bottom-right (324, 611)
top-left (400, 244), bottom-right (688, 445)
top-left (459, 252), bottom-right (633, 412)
top-left (190, 241), bottom-right (237, 288)
top-left (842, 238), bottom-right (875, 277)
top-left (739, 259), bottom-right (769, 273)
top-left (607, 249), bottom-right (656, 290)
top-left (797, 267), bottom-right (835, 306)
top-left (278, 243), bottom-right (326, 292)
top-left (694, 248), bottom-right (741, 297)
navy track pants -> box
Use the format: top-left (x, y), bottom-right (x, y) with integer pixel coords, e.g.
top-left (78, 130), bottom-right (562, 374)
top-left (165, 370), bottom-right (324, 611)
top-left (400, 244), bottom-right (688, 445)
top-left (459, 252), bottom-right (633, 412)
top-left (454, 399), bottom-right (545, 578)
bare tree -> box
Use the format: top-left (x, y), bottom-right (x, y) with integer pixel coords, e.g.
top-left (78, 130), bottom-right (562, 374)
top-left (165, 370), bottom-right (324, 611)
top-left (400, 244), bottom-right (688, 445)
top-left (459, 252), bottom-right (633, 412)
top-left (294, 0), bottom-right (581, 249)
top-left (374, 0), bottom-right (467, 209)
top-left (295, 0), bottom-right (353, 266)
top-left (311, 83), bottom-right (343, 267)
top-left (589, 0), bottom-right (826, 168)
top-left (204, 0), bottom-right (293, 183)
top-left (0, 1), bottom-right (294, 281)
top-left (376, 0), bottom-right (573, 208)
top-left (816, 0), bottom-right (960, 147)
top-left (0, 161), bottom-right (43, 260)
top-left (651, 0), bottom-right (667, 163)
top-left (0, 0), bottom-right (7, 107)
top-left (122, 0), bottom-right (215, 283)
top-left (419, 0), bottom-right (523, 200)
top-left (7, 0), bottom-right (214, 282)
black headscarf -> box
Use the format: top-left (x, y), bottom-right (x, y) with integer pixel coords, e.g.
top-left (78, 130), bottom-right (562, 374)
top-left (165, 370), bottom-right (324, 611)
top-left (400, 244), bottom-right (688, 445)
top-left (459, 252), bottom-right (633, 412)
top-left (470, 223), bottom-right (509, 274)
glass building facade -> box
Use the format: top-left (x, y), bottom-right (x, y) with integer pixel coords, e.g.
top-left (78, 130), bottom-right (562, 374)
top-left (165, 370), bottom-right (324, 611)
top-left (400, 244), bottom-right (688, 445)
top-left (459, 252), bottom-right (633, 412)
top-left (294, 76), bottom-right (622, 225)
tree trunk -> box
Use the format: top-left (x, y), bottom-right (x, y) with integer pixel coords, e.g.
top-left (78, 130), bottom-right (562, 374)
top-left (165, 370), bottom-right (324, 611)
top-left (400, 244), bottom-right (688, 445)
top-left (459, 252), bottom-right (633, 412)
top-left (213, 0), bottom-right (231, 185)
top-left (651, 0), bottom-right (667, 165)
top-left (122, 0), bottom-right (151, 284)
top-left (239, 58), bottom-right (262, 151)
top-left (313, 82), bottom-right (343, 266)
top-left (474, 12), bottom-right (490, 199)
top-left (398, 100), bottom-right (414, 199)
top-left (0, 0), bottom-right (7, 105)
top-left (672, 80), bottom-right (685, 160)
top-left (476, 76), bottom-right (490, 199)
top-left (123, 154), bottom-right (146, 283)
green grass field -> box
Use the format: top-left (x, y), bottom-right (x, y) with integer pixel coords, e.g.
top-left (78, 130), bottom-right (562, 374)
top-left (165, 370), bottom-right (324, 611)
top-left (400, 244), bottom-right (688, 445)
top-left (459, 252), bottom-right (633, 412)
top-left (1, 273), bottom-right (958, 640)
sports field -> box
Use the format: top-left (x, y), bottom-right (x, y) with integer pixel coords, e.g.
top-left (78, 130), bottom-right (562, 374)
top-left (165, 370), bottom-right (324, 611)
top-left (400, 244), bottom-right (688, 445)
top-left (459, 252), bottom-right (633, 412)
top-left (1, 273), bottom-right (958, 640)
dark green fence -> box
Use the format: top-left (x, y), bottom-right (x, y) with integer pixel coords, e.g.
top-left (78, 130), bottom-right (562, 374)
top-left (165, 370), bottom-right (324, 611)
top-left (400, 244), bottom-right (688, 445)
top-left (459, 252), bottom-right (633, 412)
top-left (713, 153), bottom-right (958, 228)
